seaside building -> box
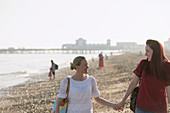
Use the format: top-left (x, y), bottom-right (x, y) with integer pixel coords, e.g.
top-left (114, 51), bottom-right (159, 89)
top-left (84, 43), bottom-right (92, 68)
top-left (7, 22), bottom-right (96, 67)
top-left (62, 38), bottom-right (145, 51)
top-left (115, 42), bottom-right (137, 50)
top-left (164, 38), bottom-right (170, 51)
top-left (114, 42), bottom-right (144, 51)
top-left (62, 38), bottom-right (114, 50)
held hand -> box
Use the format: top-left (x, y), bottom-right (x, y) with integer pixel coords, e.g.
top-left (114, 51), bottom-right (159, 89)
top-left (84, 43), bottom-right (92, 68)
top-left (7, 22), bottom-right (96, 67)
top-left (115, 100), bottom-right (125, 111)
top-left (112, 103), bottom-right (120, 111)
top-left (111, 103), bottom-right (123, 111)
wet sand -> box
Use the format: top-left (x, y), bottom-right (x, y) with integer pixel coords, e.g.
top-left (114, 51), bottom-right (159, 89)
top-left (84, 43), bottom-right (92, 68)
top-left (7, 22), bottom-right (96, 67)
top-left (0, 53), bottom-right (170, 113)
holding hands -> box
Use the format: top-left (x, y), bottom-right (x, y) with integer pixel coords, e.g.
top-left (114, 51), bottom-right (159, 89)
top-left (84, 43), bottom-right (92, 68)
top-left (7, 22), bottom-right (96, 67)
top-left (111, 100), bottom-right (126, 112)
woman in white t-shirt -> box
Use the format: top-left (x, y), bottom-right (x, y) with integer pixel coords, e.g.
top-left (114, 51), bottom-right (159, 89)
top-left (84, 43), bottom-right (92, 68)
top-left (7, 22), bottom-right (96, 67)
top-left (55, 56), bottom-right (117, 113)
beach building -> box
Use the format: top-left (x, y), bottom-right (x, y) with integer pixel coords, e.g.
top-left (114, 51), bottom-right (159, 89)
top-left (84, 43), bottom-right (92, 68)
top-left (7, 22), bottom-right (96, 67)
top-left (164, 38), bottom-right (170, 51)
top-left (115, 42), bottom-right (144, 51)
top-left (62, 38), bottom-right (113, 50)
top-left (115, 42), bottom-right (137, 50)
top-left (62, 38), bottom-right (145, 51)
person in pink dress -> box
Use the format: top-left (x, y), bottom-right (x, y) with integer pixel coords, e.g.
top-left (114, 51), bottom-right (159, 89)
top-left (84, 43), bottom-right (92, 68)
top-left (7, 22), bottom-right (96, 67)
top-left (98, 52), bottom-right (104, 68)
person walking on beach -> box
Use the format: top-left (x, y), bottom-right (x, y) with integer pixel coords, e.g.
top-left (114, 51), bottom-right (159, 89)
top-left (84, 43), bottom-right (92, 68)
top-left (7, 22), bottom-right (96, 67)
top-left (98, 52), bottom-right (104, 68)
top-left (55, 56), bottom-right (117, 113)
top-left (50, 60), bottom-right (58, 80)
top-left (116, 39), bottom-right (170, 113)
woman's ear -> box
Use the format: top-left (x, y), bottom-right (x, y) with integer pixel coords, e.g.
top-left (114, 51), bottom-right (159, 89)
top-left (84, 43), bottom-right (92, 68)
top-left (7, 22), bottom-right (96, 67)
top-left (75, 65), bottom-right (78, 70)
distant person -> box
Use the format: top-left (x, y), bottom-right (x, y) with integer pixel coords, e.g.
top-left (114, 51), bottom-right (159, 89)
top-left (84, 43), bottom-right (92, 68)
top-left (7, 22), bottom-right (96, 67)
top-left (110, 52), bottom-right (113, 56)
top-left (105, 54), bottom-right (108, 60)
top-left (55, 56), bottom-right (117, 112)
top-left (50, 60), bottom-right (58, 80)
top-left (138, 51), bottom-right (142, 56)
top-left (92, 57), bottom-right (95, 62)
top-left (98, 52), bottom-right (104, 68)
top-left (116, 39), bottom-right (170, 113)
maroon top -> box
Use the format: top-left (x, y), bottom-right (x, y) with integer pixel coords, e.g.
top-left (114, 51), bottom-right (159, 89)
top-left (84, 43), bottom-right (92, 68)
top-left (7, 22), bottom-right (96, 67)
top-left (133, 59), bottom-right (170, 113)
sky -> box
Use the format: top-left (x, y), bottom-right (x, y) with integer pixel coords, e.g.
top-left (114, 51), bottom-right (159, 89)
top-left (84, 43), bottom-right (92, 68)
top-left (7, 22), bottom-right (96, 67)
top-left (0, 0), bottom-right (170, 49)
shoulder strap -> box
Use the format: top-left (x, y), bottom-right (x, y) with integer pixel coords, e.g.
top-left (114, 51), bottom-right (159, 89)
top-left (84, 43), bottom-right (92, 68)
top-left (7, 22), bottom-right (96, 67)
top-left (65, 78), bottom-right (70, 113)
top-left (66, 77), bottom-right (70, 97)
top-left (139, 61), bottom-right (145, 85)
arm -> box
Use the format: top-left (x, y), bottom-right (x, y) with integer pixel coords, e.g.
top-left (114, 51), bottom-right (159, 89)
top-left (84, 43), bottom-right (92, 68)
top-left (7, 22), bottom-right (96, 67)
top-left (166, 85), bottom-right (170, 104)
top-left (93, 97), bottom-right (113, 107)
top-left (117, 75), bottom-right (140, 109)
top-left (91, 77), bottom-right (117, 110)
top-left (93, 97), bottom-right (117, 110)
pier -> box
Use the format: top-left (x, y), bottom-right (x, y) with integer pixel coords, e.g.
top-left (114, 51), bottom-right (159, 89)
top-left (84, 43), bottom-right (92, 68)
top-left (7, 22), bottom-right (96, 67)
top-left (0, 48), bottom-right (120, 54)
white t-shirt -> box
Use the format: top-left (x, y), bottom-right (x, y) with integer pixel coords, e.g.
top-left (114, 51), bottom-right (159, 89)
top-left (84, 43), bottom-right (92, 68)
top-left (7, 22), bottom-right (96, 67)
top-left (57, 75), bottom-right (100, 113)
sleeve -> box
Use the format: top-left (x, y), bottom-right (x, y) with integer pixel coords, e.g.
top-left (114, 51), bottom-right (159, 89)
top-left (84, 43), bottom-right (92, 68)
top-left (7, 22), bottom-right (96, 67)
top-left (133, 59), bottom-right (146, 78)
top-left (57, 78), bottom-right (68, 98)
top-left (91, 76), bottom-right (100, 98)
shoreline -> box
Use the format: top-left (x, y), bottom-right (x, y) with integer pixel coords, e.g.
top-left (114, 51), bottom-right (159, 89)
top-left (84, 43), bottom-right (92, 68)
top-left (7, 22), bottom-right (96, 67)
top-left (1, 53), bottom-right (170, 113)
top-left (0, 66), bottom-right (70, 96)
top-left (0, 56), bottom-right (97, 98)
top-left (0, 53), bottom-right (105, 91)
top-left (0, 53), bottom-right (103, 91)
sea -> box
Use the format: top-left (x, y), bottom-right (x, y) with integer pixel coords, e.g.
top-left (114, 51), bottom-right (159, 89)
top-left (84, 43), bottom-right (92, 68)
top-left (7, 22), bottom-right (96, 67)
top-left (0, 51), bottom-right (122, 90)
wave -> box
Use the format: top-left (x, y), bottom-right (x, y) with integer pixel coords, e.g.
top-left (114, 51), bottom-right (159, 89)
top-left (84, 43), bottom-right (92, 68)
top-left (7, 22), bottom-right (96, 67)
top-left (0, 69), bottom-right (44, 77)
top-left (0, 71), bottom-right (27, 76)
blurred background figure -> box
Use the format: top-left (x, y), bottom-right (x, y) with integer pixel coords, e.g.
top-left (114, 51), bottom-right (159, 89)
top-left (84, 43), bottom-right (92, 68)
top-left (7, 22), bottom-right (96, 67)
top-left (92, 57), bottom-right (95, 62)
top-left (138, 51), bottom-right (142, 56)
top-left (50, 60), bottom-right (58, 80)
top-left (98, 52), bottom-right (104, 68)
top-left (105, 54), bottom-right (108, 60)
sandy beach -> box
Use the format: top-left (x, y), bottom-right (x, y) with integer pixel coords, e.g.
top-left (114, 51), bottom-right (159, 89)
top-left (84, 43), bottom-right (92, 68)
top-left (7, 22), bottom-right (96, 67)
top-left (0, 53), bottom-right (170, 113)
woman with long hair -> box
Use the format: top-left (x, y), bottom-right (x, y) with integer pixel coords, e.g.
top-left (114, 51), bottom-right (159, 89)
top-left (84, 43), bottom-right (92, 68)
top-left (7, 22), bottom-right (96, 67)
top-left (116, 39), bottom-right (170, 113)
